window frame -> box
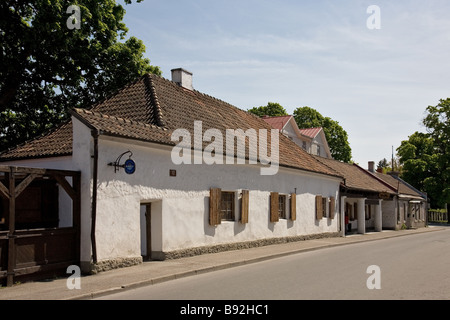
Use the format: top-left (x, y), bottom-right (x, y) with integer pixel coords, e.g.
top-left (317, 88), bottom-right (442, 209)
top-left (220, 191), bottom-right (236, 222)
top-left (278, 194), bottom-right (287, 219)
top-left (322, 197), bottom-right (328, 218)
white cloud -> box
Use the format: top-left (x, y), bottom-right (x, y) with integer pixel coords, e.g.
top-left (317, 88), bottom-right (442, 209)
top-left (121, 0), bottom-right (450, 165)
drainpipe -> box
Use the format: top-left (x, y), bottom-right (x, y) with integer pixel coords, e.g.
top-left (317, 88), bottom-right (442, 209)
top-left (91, 130), bottom-right (99, 264)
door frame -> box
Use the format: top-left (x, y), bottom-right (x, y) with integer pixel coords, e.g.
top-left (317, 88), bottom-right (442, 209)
top-left (141, 203), bottom-right (152, 261)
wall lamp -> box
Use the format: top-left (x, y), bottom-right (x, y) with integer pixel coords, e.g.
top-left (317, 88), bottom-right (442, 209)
top-left (108, 150), bottom-right (136, 174)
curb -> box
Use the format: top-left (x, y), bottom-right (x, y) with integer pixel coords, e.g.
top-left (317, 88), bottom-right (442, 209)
top-left (68, 226), bottom-right (446, 300)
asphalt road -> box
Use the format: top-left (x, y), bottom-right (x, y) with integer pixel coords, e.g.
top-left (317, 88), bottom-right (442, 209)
top-left (96, 228), bottom-right (450, 300)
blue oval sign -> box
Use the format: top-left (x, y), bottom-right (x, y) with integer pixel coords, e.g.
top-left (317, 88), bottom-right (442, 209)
top-left (124, 159), bottom-right (136, 175)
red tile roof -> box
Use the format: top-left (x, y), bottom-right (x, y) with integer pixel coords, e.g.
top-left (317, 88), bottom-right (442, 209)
top-left (314, 156), bottom-right (396, 194)
top-left (1, 74), bottom-right (343, 179)
top-left (299, 127), bottom-right (322, 139)
top-left (261, 116), bottom-right (293, 131)
top-left (0, 121), bottom-right (73, 161)
top-left (372, 172), bottom-right (424, 198)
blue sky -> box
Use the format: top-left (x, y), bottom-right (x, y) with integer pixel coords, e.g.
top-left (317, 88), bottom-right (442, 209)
top-left (119, 0), bottom-right (450, 167)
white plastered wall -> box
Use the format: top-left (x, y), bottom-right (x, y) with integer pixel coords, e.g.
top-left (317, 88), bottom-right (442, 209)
top-left (91, 135), bottom-right (342, 262)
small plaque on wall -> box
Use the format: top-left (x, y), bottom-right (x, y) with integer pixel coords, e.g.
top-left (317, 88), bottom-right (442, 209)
top-left (170, 169), bottom-right (177, 177)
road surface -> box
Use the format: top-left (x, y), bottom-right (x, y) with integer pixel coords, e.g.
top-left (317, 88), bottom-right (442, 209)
top-left (96, 227), bottom-right (450, 300)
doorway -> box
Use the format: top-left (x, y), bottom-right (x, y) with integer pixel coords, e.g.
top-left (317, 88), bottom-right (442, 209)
top-left (140, 203), bottom-right (152, 260)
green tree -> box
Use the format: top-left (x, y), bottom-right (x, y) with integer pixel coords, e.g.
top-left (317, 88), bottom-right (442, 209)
top-left (397, 132), bottom-right (438, 198)
top-left (247, 102), bottom-right (288, 117)
top-left (377, 158), bottom-right (389, 171)
top-left (0, 0), bottom-right (160, 151)
top-left (293, 107), bottom-right (352, 163)
top-left (423, 100), bottom-right (449, 209)
top-left (398, 99), bottom-right (449, 208)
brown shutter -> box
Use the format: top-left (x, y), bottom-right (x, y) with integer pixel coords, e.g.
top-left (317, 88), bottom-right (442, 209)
top-left (209, 188), bottom-right (222, 226)
top-left (270, 192), bottom-right (279, 223)
top-left (290, 193), bottom-right (296, 221)
top-left (329, 197), bottom-right (336, 219)
top-left (316, 195), bottom-right (323, 220)
top-left (241, 190), bottom-right (249, 224)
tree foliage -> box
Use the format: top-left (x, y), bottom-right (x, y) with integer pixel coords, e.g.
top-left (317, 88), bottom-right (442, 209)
top-left (0, 0), bottom-right (160, 151)
top-left (248, 104), bottom-right (352, 163)
top-left (293, 107), bottom-right (352, 163)
top-left (247, 102), bottom-right (288, 118)
top-left (377, 158), bottom-right (389, 170)
top-left (397, 98), bottom-right (450, 208)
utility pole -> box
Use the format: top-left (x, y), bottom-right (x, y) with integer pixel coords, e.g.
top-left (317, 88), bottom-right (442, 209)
top-left (392, 146), bottom-right (395, 171)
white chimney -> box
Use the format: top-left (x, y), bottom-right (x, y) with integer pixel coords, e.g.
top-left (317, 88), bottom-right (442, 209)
top-left (171, 68), bottom-right (193, 90)
top-left (368, 161), bottom-right (375, 173)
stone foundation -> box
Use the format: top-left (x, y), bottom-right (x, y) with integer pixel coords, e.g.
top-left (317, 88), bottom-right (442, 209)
top-left (82, 256), bottom-right (143, 275)
top-left (163, 232), bottom-right (340, 260)
top-left (82, 232), bottom-right (340, 274)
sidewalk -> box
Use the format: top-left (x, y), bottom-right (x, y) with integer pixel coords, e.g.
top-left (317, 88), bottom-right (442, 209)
top-left (0, 225), bottom-right (446, 300)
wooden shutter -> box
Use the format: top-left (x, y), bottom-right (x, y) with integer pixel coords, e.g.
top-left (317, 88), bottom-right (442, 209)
top-left (241, 190), bottom-right (249, 224)
top-left (316, 195), bottom-right (323, 220)
top-left (290, 193), bottom-right (296, 221)
top-left (270, 192), bottom-right (279, 223)
top-left (329, 197), bottom-right (336, 219)
top-left (209, 188), bottom-right (222, 226)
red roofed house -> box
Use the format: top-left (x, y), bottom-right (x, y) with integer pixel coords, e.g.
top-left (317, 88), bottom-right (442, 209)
top-left (0, 69), bottom-right (344, 280)
top-left (365, 161), bottom-right (428, 230)
top-left (262, 116), bottom-right (332, 159)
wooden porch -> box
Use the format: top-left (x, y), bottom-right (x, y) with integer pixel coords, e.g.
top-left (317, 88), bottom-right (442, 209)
top-left (0, 166), bottom-right (81, 287)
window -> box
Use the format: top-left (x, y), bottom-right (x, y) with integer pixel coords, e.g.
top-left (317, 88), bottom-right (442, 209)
top-left (209, 188), bottom-right (236, 226)
top-left (220, 192), bottom-right (235, 221)
top-left (278, 195), bottom-right (287, 219)
top-left (302, 141), bottom-right (307, 150)
top-left (317, 145), bottom-right (321, 156)
top-left (322, 197), bottom-right (327, 218)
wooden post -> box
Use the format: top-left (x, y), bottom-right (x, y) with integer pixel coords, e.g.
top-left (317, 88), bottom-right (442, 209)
top-left (72, 173), bottom-right (81, 265)
top-left (447, 203), bottom-right (449, 225)
top-left (7, 168), bottom-right (16, 287)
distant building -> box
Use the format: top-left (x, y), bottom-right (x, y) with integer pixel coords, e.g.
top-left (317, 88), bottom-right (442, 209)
top-left (262, 115), bottom-right (332, 159)
top-left (366, 161), bottom-right (428, 230)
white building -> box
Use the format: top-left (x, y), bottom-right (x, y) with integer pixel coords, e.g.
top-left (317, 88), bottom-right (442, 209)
top-left (262, 116), bottom-right (332, 159)
top-left (366, 162), bottom-right (428, 230)
top-left (0, 69), bottom-right (344, 274)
